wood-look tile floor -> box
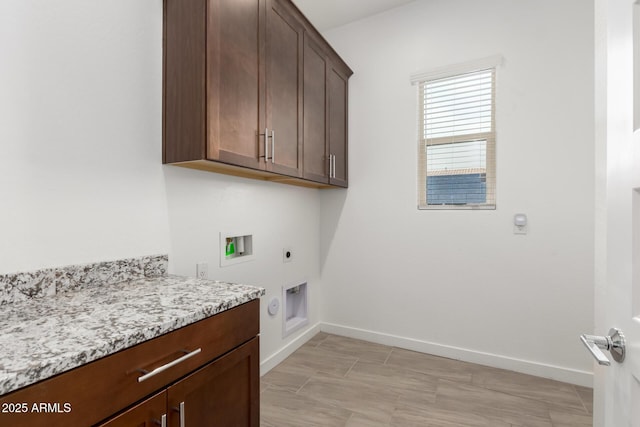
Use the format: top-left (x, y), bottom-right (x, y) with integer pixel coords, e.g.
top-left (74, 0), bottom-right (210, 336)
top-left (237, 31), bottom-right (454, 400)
top-left (260, 333), bottom-right (593, 427)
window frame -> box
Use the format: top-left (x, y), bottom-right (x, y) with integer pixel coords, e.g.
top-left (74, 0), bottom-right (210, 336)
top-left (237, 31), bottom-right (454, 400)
top-left (412, 57), bottom-right (501, 210)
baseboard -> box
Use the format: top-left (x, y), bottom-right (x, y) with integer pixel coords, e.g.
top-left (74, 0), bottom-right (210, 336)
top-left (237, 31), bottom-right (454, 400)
top-left (320, 322), bottom-right (593, 388)
top-left (260, 322), bottom-right (321, 376)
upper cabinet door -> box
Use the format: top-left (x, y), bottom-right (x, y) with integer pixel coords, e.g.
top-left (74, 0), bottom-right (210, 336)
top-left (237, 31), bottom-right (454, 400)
top-left (207, 0), bottom-right (264, 170)
top-left (264, 0), bottom-right (304, 177)
top-left (328, 64), bottom-right (349, 187)
top-left (163, 0), bottom-right (208, 164)
top-left (302, 33), bottom-right (329, 184)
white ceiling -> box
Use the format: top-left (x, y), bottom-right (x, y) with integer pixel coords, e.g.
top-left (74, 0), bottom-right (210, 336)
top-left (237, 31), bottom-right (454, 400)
top-left (291, 0), bottom-right (415, 32)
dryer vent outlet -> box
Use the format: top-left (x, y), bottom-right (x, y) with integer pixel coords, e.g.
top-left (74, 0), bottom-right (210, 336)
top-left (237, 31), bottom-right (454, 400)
top-left (283, 282), bottom-right (308, 337)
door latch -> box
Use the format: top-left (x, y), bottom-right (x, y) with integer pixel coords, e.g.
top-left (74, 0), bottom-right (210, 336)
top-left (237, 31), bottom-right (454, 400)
top-left (580, 327), bottom-right (625, 366)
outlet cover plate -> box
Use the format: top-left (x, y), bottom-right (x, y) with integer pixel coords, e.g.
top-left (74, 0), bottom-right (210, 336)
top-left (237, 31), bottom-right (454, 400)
top-left (283, 247), bottom-right (293, 263)
top-left (196, 263), bottom-right (208, 279)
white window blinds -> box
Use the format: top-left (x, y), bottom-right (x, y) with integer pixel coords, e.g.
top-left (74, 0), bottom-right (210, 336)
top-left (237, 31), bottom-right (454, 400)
top-left (415, 66), bottom-right (497, 209)
top-left (424, 70), bottom-right (493, 139)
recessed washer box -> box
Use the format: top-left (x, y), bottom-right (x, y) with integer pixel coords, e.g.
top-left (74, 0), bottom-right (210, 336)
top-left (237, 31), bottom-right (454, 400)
top-left (283, 281), bottom-right (308, 337)
top-left (220, 232), bottom-right (254, 267)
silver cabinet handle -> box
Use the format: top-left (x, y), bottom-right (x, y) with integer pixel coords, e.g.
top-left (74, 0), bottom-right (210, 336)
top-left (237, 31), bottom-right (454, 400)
top-left (329, 154), bottom-right (336, 178)
top-left (261, 128), bottom-right (270, 162)
top-left (580, 328), bottom-right (625, 366)
top-left (171, 402), bottom-right (185, 427)
top-left (332, 154), bottom-right (336, 178)
top-left (137, 348), bottom-right (202, 383)
top-left (265, 128), bottom-right (270, 162)
top-left (153, 414), bottom-right (167, 427)
top-left (271, 129), bottom-right (275, 163)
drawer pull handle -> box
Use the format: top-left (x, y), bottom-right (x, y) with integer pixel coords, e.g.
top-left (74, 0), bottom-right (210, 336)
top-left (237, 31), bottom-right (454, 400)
top-left (137, 348), bottom-right (202, 383)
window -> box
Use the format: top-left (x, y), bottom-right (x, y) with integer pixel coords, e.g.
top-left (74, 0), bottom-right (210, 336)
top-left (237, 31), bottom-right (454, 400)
top-left (413, 59), bottom-right (498, 209)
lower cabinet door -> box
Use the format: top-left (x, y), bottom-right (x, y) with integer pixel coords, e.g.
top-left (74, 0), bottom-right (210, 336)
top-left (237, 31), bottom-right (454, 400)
top-left (167, 338), bottom-right (259, 427)
top-left (97, 391), bottom-right (166, 427)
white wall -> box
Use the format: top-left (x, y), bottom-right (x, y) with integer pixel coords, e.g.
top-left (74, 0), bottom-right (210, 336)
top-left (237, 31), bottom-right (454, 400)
top-left (0, 1), bottom-right (170, 272)
top-left (320, 0), bottom-right (595, 385)
top-left (0, 0), bottom-right (321, 369)
top-left (164, 167), bottom-right (323, 369)
top-left (0, 0), bottom-right (596, 386)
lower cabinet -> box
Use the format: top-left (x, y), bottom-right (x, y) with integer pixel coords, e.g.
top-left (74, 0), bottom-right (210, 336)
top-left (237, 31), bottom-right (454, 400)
top-left (0, 300), bottom-right (260, 427)
top-left (168, 338), bottom-right (259, 427)
top-left (100, 338), bottom-right (260, 427)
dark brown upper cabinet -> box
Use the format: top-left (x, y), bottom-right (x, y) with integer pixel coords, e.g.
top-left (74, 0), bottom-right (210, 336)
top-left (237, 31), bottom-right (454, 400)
top-left (302, 31), bottom-right (351, 187)
top-left (163, 0), bottom-right (352, 188)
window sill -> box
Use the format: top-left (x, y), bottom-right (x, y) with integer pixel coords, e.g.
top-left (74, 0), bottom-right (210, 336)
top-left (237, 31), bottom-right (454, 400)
top-left (418, 204), bottom-right (496, 210)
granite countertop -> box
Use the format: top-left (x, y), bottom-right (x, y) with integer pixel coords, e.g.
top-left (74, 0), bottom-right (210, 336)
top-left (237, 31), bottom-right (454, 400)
top-left (0, 274), bottom-right (264, 396)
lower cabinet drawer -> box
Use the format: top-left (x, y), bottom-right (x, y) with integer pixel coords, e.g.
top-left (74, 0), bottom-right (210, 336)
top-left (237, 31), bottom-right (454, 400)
top-left (97, 337), bottom-right (260, 427)
top-left (0, 300), bottom-right (259, 427)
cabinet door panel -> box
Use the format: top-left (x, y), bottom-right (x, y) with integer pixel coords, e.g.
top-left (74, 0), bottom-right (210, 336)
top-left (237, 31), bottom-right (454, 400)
top-left (208, 0), bottom-right (263, 169)
top-left (265, 0), bottom-right (303, 177)
top-left (168, 338), bottom-right (259, 427)
top-left (328, 66), bottom-right (348, 187)
top-left (96, 392), bottom-right (166, 427)
top-left (303, 34), bottom-right (328, 183)
top-left (164, 0), bottom-right (207, 163)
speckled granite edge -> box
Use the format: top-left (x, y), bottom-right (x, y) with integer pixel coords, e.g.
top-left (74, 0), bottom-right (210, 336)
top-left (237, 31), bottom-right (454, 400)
top-left (0, 276), bottom-right (265, 395)
top-left (0, 254), bottom-right (168, 306)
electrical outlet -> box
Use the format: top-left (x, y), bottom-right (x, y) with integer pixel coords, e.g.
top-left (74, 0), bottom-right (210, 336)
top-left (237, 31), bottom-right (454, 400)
top-left (283, 247), bottom-right (293, 263)
top-left (196, 263), bottom-right (208, 279)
